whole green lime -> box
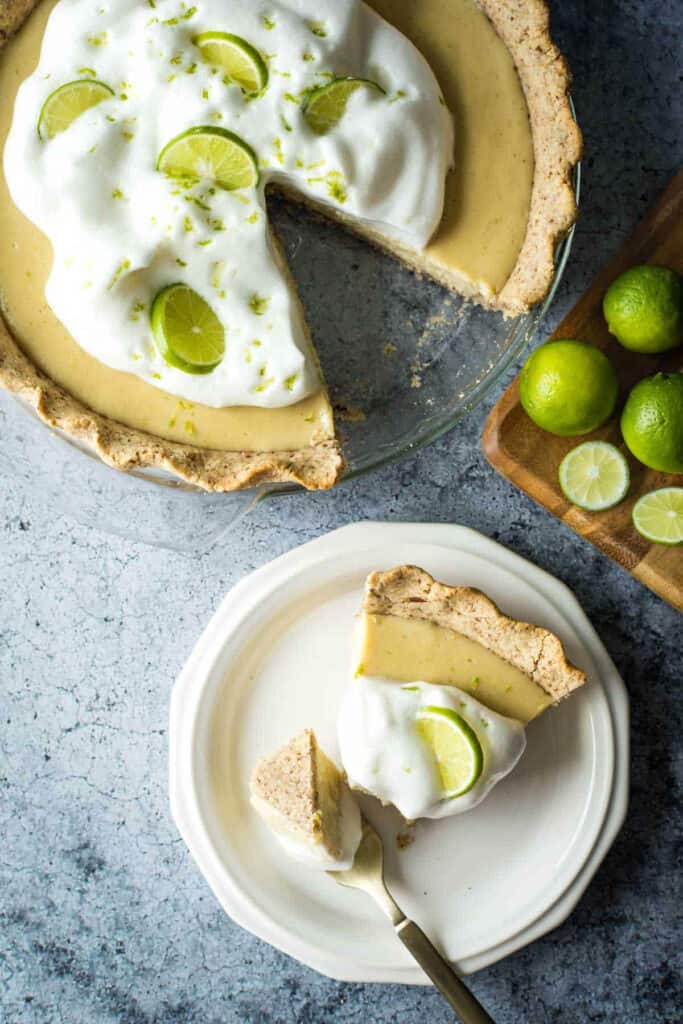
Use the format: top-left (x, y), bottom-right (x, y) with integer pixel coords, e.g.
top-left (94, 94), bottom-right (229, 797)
top-left (519, 339), bottom-right (619, 436)
top-left (603, 265), bottom-right (682, 353)
top-left (620, 373), bottom-right (683, 473)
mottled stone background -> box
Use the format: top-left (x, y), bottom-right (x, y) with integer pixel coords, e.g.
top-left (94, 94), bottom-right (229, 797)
top-left (1, 1), bottom-right (682, 1021)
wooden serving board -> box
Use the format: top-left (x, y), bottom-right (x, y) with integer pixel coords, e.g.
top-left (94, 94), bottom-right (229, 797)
top-left (483, 170), bottom-right (683, 613)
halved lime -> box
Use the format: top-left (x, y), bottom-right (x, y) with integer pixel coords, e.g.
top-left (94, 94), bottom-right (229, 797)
top-left (632, 488), bottom-right (683, 545)
top-left (559, 441), bottom-right (631, 512)
top-left (157, 126), bottom-right (259, 191)
top-left (151, 283), bottom-right (225, 374)
top-left (194, 31), bottom-right (268, 95)
top-left (416, 706), bottom-right (483, 799)
top-left (37, 79), bottom-right (114, 140)
top-left (302, 77), bottom-right (385, 135)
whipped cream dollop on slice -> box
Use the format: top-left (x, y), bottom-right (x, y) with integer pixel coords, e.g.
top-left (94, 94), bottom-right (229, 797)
top-left (4, 0), bottom-right (453, 409)
top-left (338, 676), bottom-right (526, 821)
top-left (251, 783), bottom-right (361, 870)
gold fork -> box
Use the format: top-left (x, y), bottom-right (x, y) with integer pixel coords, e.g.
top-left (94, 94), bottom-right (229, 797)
top-left (328, 818), bottom-right (496, 1023)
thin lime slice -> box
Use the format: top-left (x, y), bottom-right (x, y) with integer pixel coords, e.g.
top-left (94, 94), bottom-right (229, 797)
top-left (157, 126), bottom-right (259, 191)
top-left (194, 31), bottom-right (268, 95)
top-left (559, 441), bottom-right (631, 511)
top-left (151, 283), bottom-right (225, 374)
top-left (38, 79), bottom-right (114, 139)
top-left (302, 77), bottom-right (385, 135)
top-left (632, 488), bottom-right (683, 545)
top-left (416, 706), bottom-right (483, 799)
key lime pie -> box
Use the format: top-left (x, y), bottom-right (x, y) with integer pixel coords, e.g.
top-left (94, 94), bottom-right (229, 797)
top-left (252, 565), bottom-right (586, 860)
top-left (0, 0), bottom-right (581, 491)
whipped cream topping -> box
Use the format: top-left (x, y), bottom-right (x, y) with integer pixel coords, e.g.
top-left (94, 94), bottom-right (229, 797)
top-left (338, 676), bottom-right (526, 821)
top-left (4, 0), bottom-right (453, 409)
top-left (251, 780), bottom-right (361, 870)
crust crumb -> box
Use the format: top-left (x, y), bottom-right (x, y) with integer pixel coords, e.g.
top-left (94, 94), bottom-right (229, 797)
top-left (396, 828), bottom-right (416, 850)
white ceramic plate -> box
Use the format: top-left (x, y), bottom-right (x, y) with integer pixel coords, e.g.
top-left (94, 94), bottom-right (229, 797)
top-left (170, 522), bottom-right (629, 982)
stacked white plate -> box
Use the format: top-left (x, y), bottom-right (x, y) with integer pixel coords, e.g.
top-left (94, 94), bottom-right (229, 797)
top-left (170, 522), bottom-right (629, 982)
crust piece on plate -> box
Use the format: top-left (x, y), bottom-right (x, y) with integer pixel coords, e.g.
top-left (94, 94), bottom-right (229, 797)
top-left (363, 565), bottom-right (586, 702)
top-left (251, 729), bottom-right (347, 860)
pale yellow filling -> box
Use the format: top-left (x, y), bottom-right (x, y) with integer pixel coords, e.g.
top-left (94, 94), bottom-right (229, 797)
top-left (0, 0), bottom-right (533, 448)
top-left (358, 613), bottom-right (553, 723)
top-left (369, 0), bottom-right (534, 297)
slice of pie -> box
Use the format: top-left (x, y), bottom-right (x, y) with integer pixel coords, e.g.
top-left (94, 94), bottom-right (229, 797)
top-left (357, 565), bottom-right (586, 722)
top-left (0, 0), bottom-right (581, 492)
top-left (250, 728), bottom-right (361, 869)
top-left (339, 564), bottom-right (587, 819)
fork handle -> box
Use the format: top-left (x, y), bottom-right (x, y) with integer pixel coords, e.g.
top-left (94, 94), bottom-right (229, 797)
top-left (396, 919), bottom-right (496, 1023)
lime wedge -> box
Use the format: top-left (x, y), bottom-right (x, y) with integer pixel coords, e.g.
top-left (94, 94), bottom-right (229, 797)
top-left (157, 126), bottom-right (259, 191)
top-left (302, 77), bottom-right (385, 135)
top-left (38, 79), bottom-right (114, 140)
top-left (194, 31), bottom-right (268, 95)
top-left (151, 283), bottom-right (225, 374)
top-left (416, 706), bottom-right (483, 799)
top-left (559, 441), bottom-right (631, 511)
top-left (632, 488), bottom-right (683, 545)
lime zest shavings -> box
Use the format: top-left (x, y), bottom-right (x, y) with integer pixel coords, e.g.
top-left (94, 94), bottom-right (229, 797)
top-left (107, 258), bottom-right (131, 290)
top-left (249, 294), bottom-right (270, 316)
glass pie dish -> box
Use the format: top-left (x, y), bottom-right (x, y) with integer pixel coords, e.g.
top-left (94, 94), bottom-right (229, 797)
top-left (0, 163), bottom-right (580, 552)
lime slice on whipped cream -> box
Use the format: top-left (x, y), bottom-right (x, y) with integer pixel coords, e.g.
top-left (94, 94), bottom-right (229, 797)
top-left (38, 79), bottom-right (114, 139)
top-left (559, 441), bottom-right (631, 512)
top-left (416, 706), bottom-right (483, 799)
top-left (632, 488), bottom-right (683, 545)
top-left (157, 126), bottom-right (259, 191)
top-left (303, 77), bottom-right (385, 135)
top-left (194, 31), bottom-right (268, 95)
top-left (151, 284), bottom-right (225, 375)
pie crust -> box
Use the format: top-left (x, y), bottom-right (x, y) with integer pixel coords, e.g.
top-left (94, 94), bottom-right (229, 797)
top-left (0, 0), bottom-right (580, 492)
top-left (479, 0), bottom-right (582, 314)
top-left (363, 565), bottom-right (586, 702)
top-left (293, 0), bottom-right (581, 315)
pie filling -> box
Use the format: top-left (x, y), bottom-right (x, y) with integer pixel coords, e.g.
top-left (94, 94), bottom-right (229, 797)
top-left (0, 0), bottom-right (534, 453)
top-left (368, 0), bottom-right (534, 300)
top-left (356, 612), bottom-right (554, 723)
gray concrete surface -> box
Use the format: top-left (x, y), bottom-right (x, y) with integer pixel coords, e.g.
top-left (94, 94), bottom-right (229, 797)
top-left (1, 1), bottom-right (682, 1021)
